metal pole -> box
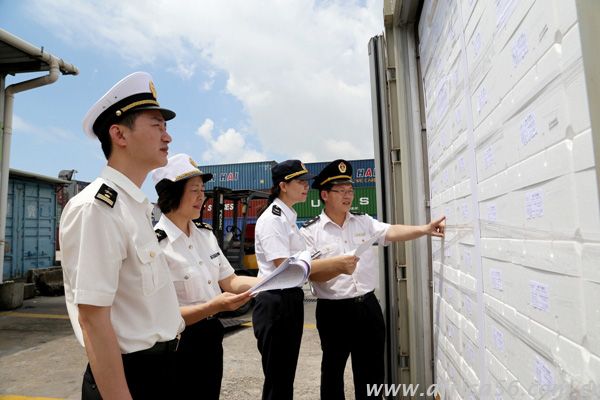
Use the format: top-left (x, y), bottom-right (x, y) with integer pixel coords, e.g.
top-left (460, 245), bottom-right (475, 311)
top-left (0, 60), bottom-right (60, 283)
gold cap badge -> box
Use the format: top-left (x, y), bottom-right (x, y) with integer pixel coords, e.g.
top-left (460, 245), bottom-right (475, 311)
top-left (338, 162), bottom-right (347, 173)
top-left (149, 81), bottom-right (157, 99)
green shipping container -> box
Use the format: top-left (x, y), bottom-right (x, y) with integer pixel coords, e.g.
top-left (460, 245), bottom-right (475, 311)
top-left (293, 187), bottom-right (377, 219)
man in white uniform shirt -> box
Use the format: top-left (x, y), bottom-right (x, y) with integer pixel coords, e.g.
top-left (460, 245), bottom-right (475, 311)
top-left (300, 159), bottom-right (446, 400)
top-left (60, 72), bottom-right (185, 399)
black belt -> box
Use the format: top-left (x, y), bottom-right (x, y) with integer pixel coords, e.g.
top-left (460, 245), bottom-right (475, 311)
top-left (318, 291), bottom-right (375, 304)
top-left (136, 335), bottom-right (180, 355)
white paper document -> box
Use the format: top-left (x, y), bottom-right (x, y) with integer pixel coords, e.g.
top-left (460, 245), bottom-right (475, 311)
top-left (352, 233), bottom-right (383, 256)
top-left (250, 251), bottom-right (311, 296)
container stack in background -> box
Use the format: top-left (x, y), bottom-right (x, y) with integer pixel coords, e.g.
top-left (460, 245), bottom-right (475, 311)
top-left (420, 0), bottom-right (599, 398)
top-left (196, 159), bottom-right (377, 230)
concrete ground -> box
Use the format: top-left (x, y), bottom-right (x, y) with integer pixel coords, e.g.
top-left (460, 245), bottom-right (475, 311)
top-left (0, 289), bottom-right (354, 399)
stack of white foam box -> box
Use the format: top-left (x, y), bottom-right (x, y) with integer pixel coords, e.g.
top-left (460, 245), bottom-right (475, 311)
top-left (420, 0), bottom-right (600, 397)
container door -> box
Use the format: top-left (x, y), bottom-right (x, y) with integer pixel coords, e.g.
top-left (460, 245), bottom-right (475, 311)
top-left (4, 181), bottom-right (24, 280)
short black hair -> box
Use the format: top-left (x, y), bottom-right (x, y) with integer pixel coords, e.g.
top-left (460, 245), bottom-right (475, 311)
top-left (97, 111), bottom-right (143, 159)
top-left (319, 183), bottom-right (333, 202)
top-left (156, 179), bottom-right (187, 213)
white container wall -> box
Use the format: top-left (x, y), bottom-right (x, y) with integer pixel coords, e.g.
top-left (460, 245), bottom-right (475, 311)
top-left (419, 0), bottom-right (599, 398)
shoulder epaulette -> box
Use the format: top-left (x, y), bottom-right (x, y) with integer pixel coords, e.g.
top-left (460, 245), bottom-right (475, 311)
top-left (301, 215), bottom-right (320, 228)
top-left (95, 183), bottom-right (117, 208)
top-left (350, 210), bottom-right (365, 216)
top-left (194, 221), bottom-right (213, 230)
top-left (155, 229), bottom-right (167, 242)
top-left (272, 204), bottom-right (282, 216)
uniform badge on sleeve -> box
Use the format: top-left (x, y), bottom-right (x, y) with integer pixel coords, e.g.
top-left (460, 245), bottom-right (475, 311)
top-left (210, 252), bottom-right (220, 259)
top-left (194, 221), bottom-right (213, 230)
top-left (272, 205), bottom-right (282, 216)
top-left (95, 184), bottom-right (117, 208)
top-left (155, 229), bottom-right (167, 242)
top-left (301, 215), bottom-right (320, 228)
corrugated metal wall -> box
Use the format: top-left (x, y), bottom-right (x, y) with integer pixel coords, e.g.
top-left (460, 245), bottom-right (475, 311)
top-left (199, 161), bottom-right (276, 191)
top-left (293, 187), bottom-right (377, 219)
top-left (305, 159), bottom-right (376, 187)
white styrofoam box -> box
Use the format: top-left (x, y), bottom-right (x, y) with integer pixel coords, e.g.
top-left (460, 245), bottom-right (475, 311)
top-left (461, 290), bottom-right (480, 327)
top-left (515, 266), bottom-right (585, 344)
top-left (475, 129), bottom-right (515, 182)
top-left (481, 238), bottom-right (581, 277)
top-left (444, 280), bottom-right (462, 313)
top-left (452, 96), bottom-right (470, 143)
top-left (512, 174), bottom-right (579, 237)
top-left (586, 353), bottom-right (600, 389)
top-left (583, 280), bottom-right (600, 357)
top-left (460, 0), bottom-right (479, 32)
top-left (454, 148), bottom-right (471, 188)
top-left (519, 240), bottom-right (581, 277)
top-left (483, 259), bottom-right (585, 344)
top-left (481, 238), bottom-right (518, 263)
top-left (454, 179), bottom-right (472, 201)
top-left (494, 0), bottom-right (535, 45)
top-left (555, 336), bottom-right (588, 385)
top-left (573, 130), bottom-right (595, 172)
top-left (506, 141), bottom-right (572, 196)
top-left (485, 313), bottom-right (515, 369)
top-left (462, 330), bottom-right (480, 376)
top-left (454, 195), bottom-right (474, 226)
top-left (582, 244), bottom-right (600, 284)
top-left (479, 192), bottom-right (517, 232)
top-left (462, 317), bottom-right (482, 373)
top-left (564, 59), bottom-right (592, 136)
top-left (502, 306), bottom-right (560, 368)
top-left (493, 0), bottom-right (576, 101)
top-left (458, 243), bottom-right (477, 277)
top-left (445, 302), bottom-right (463, 351)
top-left (485, 310), bottom-right (566, 397)
top-left (575, 169), bottom-right (600, 241)
top-left (478, 169), bottom-right (509, 202)
top-left (486, 350), bottom-right (534, 400)
top-left (433, 295), bottom-right (448, 332)
top-left (459, 266), bottom-right (478, 293)
top-left (470, 65), bottom-right (500, 129)
top-left (465, 0), bottom-right (496, 84)
top-left (503, 74), bottom-right (589, 172)
top-left (433, 272), bottom-right (442, 296)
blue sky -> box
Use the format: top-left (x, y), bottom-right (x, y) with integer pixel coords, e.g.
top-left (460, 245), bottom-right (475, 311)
top-left (1, 0), bottom-right (382, 200)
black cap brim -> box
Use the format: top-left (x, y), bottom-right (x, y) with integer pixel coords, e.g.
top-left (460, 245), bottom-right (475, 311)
top-left (143, 106), bottom-right (176, 121)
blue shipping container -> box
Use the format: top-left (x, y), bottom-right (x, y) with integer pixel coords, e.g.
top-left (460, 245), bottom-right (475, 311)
top-left (304, 159), bottom-right (375, 187)
top-left (4, 170), bottom-right (65, 281)
top-left (199, 161), bottom-right (276, 191)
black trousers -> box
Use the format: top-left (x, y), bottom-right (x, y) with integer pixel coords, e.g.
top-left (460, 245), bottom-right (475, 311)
top-left (82, 339), bottom-right (178, 399)
top-left (174, 317), bottom-right (225, 399)
top-left (316, 292), bottom-right (385, 400)
top-left (252, 287), bottom-right (304, 400)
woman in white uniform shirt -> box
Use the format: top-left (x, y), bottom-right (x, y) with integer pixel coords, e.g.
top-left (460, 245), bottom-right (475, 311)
top-left (152, 153), bottom-right (259, 399)
top-left (253, 160), bottom-right (359, 400)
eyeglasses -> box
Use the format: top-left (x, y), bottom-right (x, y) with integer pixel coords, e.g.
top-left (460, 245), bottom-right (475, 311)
top-left (328, 189), bottom-right (354, 196)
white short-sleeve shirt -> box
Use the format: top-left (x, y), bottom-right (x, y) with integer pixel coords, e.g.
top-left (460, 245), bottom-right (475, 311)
top-left (60, 167), bottom-right (185, 354)
top-left (300, 211), bottom-right (390, 299)
top-left (255, 198), bottom-right (306, 278)
top-left (155, 215), bottom-right (235, 306)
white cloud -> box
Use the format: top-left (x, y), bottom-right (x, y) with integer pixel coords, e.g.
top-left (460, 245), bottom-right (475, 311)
top-left (13, 114), bottom-right (76, 141)
top-left (30, 0), bottom-right (383, 161)
top-left (197, 120), bottom-right (267, 164)
top-left (196, 118), bottom-right (215, 140)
